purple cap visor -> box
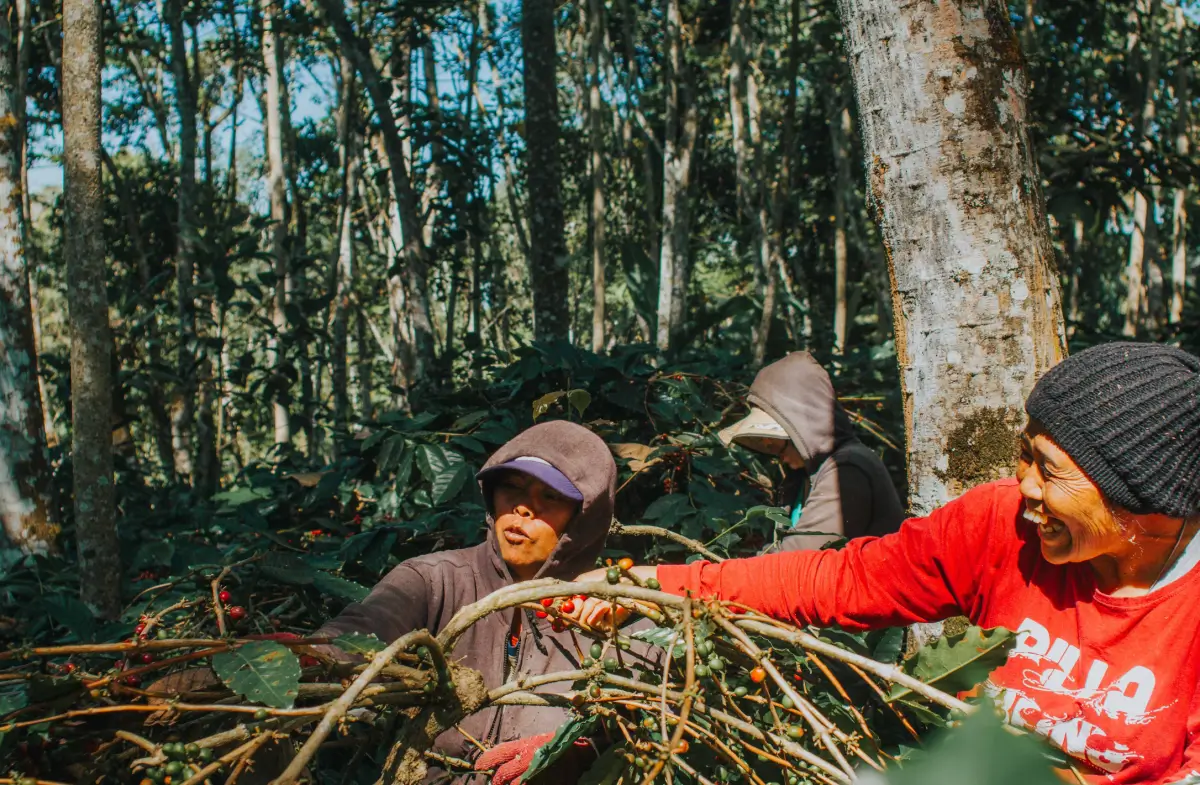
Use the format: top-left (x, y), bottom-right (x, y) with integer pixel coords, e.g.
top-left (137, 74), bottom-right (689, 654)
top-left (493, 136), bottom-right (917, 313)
top-left (476, 456), bottom-right (584, 502)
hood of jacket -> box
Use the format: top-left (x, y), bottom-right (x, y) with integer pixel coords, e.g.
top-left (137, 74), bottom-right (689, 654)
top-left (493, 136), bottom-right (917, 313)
top-left (480, 419), bottom-right (617, 582)
top-left (746, 352), bottom-right (858, 473)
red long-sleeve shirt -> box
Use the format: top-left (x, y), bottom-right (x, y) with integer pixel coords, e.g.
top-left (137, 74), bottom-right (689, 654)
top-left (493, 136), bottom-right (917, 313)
top-left (659, 479), bottom-right (1200, 784)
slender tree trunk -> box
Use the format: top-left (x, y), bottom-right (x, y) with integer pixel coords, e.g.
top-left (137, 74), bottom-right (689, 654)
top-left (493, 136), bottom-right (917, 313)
top-left (316, 0), bottom-right (436, 385)
top-left (586, 0), bottom-right (606, 352)
top-left (332, 55), bottom-right (357, 442)
top-left (0, 8), bottom-right (53, 554)
top-left (1169, 4), bottom-right (1189, 325)
top-left (655, 0), bottom-right (696, 351)
top-left (1123, 0), bottom-right (1161, 337)
top-left (63, 0), bottom-right (119, 616)
top-left (838, 0), bottom-right (1066, 515)
top-left (752, 0), bottom-right (800, 367)
top-left (167, 0), bottom-right (197, 482)
top-left (262, 0), bottom-right (290, 446)
top-left (521, 0), bottom-right (569, 341)
top-left (829, 100), bottom-right (853, 354)
top-left (355, 305), bottom-right (373, 423)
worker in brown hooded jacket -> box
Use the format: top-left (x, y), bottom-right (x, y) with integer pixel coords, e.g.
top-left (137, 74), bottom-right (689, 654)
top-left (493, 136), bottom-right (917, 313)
top-left (316, 420), bottom-right (618, 783)
top-left (719, 352), bottom-right (905, 550)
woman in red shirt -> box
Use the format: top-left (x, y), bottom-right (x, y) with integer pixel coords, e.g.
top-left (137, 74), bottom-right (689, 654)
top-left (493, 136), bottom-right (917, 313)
top-left (572, 342), bottom-right (1200, 784)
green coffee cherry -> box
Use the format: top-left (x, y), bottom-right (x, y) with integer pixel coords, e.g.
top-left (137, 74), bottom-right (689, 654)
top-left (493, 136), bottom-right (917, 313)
top-left (253, 708), bottom-right (270, 721)
top-left (183, 742), bottom-right (200, 758)
top-left (164, 761), bottom-right (184, 776)
top-left (603, 657), bottom-right (619, 672)
top-left (606, 567), bottom-right (621, 584)
top-left (693, 663), bottom-right (710, 678)
top-left (198, 748), bottom-right (214, 763)
top-left (707, 655), bottom-right (725, 671)
top-left (787, 724), bottom-right (804, 740)
top-left (733, 685), bottom-right (748, 698)
top-left (646, 578), bottom-right (661, 590)
top-left (780, 695), bottom-right (794, 709)
top-left (582, 657), bottom-right (595, 668)
top-left (589, 642), bottom-right (604, 659)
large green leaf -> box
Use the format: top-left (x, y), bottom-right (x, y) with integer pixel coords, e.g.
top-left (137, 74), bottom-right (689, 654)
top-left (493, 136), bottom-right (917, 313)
top-left (333, 632), bottom-right (386, 656)
top-left (212, 641), bottom-right (301, 709)
top-left (313, 571), bottom-right (370, 602)
top-left (888, 626), bottom-right (1013, 702)
top-left (532, 390), bottom-right (567, 421)
top-left (0, 685), bottom-right (27, 743)
top-left (261, 552), bottom-right (316, 586)
top-left (417, 444), bottom-right (469, 504)
top-left (520, 714), bottom-right (598, 782)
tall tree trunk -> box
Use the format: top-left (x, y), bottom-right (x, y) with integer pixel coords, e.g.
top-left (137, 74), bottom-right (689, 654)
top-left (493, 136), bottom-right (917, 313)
top-left (1169, 4), bottom-right (1189, 325)
top-left (332, 55), bottom-right (357, 443)
top-left (355, 305), bottom-right (373, 423)
top-left (838, 0), bottom-right (1066, 516)
top-left (655, 0), bottom-right (696, 351)
top-left (1123, 0), bottom-right (1161, 337)
top-left (0, 7), bottom-right (53, 554)
top-left (167, 0), bottom-right (197, 483)
top-left (63, 0), bottom-right (118, 616)
top-left (522, 0), bottom-right (570, 341)
top-left (262, 0), bottom-right (290, 447)
top-left (586, 0), bottom-right (606, 352)
top-left (316, 0), bottom-right (436, 385)
top-left (752, 0), bottom-right (800, 367)
top-left (830, 98), bottom-right (853, 354)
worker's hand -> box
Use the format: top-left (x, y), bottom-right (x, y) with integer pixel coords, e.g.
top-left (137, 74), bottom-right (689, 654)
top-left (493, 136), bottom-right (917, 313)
top-left (563, 569), bottom-right (633, 632)
top-left (473, 733), bottom-right (554, 785)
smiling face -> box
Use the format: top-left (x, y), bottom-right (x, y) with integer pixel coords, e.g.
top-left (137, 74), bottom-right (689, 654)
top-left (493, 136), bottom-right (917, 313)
top-left (1016, 420), bottom-right (1127, 566)
top-left (490, 471), bottom-right (579, 581)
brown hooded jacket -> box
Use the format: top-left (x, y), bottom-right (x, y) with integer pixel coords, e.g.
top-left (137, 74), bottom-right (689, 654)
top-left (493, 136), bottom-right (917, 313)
top-left (747, 352), bottom-right (905, 550)
top-left (317, 421), bottom-right (621, 781)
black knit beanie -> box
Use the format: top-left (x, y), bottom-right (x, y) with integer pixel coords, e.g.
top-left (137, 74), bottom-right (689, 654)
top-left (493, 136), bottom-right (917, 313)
top-left (1025, 342), bottom-right (1200, 518)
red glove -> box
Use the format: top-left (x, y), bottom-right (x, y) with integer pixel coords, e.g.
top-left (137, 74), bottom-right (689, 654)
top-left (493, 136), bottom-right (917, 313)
top-left (473, 733), bottom-right (554, 785)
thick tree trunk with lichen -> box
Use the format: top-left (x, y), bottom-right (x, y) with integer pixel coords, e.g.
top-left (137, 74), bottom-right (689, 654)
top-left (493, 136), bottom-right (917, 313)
top-left (0, 8), bottom-right (54, 554)
top-left (63, 0), bottom-right (119, 617)
top-left (838, 0), bottom-right (1066, 517)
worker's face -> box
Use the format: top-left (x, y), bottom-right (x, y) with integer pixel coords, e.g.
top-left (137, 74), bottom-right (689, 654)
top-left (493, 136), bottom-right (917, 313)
top-left (739, 437), bottom-right (804, 470)
top-left (1016, 421), bottom-right (1124, 565)
top-left (491, 471), bottom-right (578, 581)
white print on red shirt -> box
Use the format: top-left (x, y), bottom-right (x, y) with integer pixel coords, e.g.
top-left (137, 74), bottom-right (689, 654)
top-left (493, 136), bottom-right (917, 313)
top-left (984, 617), bottom-right (1176, 775)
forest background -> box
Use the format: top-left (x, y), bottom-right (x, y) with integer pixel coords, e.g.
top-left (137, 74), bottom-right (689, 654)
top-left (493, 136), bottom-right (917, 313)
top-left (0, 0), bottom-right (1197, 774)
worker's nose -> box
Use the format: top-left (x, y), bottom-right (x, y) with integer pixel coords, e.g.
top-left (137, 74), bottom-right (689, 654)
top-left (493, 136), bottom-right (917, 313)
top-left (515, 504), bottom-right (534, 519)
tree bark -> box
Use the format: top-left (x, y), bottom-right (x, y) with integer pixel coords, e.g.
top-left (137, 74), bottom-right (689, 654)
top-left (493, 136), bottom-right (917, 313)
top-left (838, 0), bottom-right (1066, 516)
top-left (521, 0), bottom-right (570, 341)
top-left (655, 0), bottom-right (696, 351)
top-left (63, 0), bottom-right (119, 616)
top-left (0, 6), bottom-right (53, 554)
top-left (830, 100), bottom-right (853, 354)
top-left (316, 0), bottom-right (435, 385)
top-left (332, 55), bottom-right (357, 442)
top-left (167, 0), bottom-right (197, 482)
top-left (262, 0), bottom-right (291, 447)
top-left (1123, 0), bottom-right (1161, 337)
top-left (587, 0), bottom-right (606, 352)
top-left (1169, 4), bottom-right (1189, 325)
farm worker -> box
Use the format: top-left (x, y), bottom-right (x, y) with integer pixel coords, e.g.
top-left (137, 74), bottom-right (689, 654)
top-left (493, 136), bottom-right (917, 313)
top-left (316, 420), bottom-right (618, 784)
top-left (719, 351), bottom-right (904, 550)
top-left (570, 342), bottom-right (1200, 785)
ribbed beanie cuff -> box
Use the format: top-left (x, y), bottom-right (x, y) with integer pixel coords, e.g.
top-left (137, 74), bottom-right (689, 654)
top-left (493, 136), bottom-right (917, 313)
top-left (1025, 342), bottom-right (1200, 518)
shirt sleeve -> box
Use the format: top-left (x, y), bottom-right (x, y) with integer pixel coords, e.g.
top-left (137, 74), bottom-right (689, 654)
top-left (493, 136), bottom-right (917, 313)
top-left (1157, 682), bottom-right (1200, 784)
top-left (315, 563), bottom-right (432, 643)
top-left (658, 481), bottom-right (1008, 630)
top-left (776, 462), bottom-right (874, 552)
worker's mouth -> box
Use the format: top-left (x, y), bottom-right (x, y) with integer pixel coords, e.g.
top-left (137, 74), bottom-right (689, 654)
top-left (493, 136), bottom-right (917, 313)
top-left (502, 528), bottom-right (531, 545)
top-left (1024, 508), bottom-right (1067, 540)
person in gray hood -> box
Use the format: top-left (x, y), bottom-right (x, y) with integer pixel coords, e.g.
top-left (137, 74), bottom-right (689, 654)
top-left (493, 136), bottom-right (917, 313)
top-left (316, 420), bottom-right (620, 783)
top-left (719, 352), bottom-right (905, 550)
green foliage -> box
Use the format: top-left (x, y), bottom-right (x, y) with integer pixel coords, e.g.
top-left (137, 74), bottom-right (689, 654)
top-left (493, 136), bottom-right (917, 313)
top-left (888, 627), bottom-right (1015, 702)
top-left (211, 641), bottom-right (302, 708)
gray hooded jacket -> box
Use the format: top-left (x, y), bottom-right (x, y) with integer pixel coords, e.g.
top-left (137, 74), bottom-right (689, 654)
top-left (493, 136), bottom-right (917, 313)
top-left (317, 420), bottom-right (619, 780)
top-left (748, 352), bottom-right (905, 550)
